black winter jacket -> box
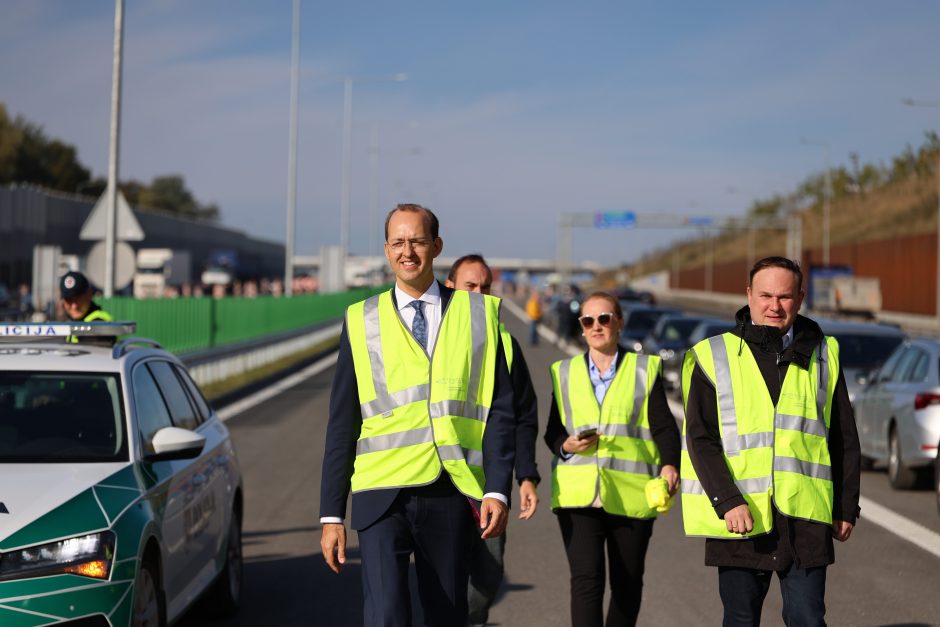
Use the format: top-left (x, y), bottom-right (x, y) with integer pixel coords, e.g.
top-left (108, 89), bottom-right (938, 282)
top-left (684, 306), bottom-right (861, 570)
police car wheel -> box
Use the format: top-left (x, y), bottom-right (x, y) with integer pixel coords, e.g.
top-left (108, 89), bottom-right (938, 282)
top-left (133, 559), bottom-right (165, 627)
top-left (200, 511), bottom-right (243, 617)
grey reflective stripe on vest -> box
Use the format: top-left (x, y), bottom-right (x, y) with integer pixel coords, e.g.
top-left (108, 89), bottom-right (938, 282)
top-left (559, 358), bottom-right (575, 434)
top-left (599, 456), bottom-right (660, 477)
top-left (361, 385), bottom-right (430, 419)
top-left (356, 426), bottom-right (434, 455)
top-left (466, 292), bottom-right (488, 410)
top-left (816, 339), bottom-right (830, 433)
top-left (556, 453), bottom-right (595, 466)
top-left (359, 293), bottom-right (491, 421)
top-left (709, 335), bottom-right (740, 456)
top-left (774, 456), bottom-right (832, 481)
top-left (437, 444), bottom-right (483, 467)
top-left (681, 431), bottom-right (773, 452)
top-left (430, 399), bottom-right (488, 422)
top-left (426, 294), bottom-right (491, 423)
top-left (682, 475), bottom-right (772, 496)
top-left (555, 453), bottom-right (658, 476)
top-left (630, 354), bottom-right (649, 426)
top-left (599, 423), bottom-right (653, 441)
top-left (359, 296), bottom-right (430, 419)
top-left (776, 413), bottom-right (828, 439)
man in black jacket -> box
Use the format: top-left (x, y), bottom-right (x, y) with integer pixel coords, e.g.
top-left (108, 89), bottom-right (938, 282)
top-left (445, 254), bottom-right (541, 627)
top-left (684, 256), bottom-right (860, 627)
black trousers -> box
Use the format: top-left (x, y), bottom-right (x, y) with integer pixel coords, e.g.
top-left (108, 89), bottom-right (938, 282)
top-left (357, 481), bottom-right (474, 627)
top-left (556, 508), bottom-right (654, 627)
top-left (718, 564), bottom-right (828, 627)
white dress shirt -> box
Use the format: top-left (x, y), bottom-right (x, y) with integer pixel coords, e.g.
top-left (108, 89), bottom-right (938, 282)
top-left (395, 282), bottom-right (443, 354)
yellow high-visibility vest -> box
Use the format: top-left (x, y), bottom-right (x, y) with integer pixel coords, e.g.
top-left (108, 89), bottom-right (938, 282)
top-left (347, 289), bottom-right (501, 499)
top-left (499, 322), bottom-right (513, 371)
top-left (680, 332), bottom-right (839, 538)
top-left (550, 352), bottom-right (662, 518)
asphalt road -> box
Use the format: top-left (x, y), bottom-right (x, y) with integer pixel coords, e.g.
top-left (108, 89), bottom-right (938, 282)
top-left (180, 310), bottom-right (940, 627)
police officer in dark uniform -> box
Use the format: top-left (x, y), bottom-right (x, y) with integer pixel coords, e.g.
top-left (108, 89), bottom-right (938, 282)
top-left (60, 271), bottom-right (112, 323)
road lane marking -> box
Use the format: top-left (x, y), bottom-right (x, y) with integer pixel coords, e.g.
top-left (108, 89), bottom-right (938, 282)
top-left (858, 496), bottom-right (940, 560)
top-left (217, 351), bottom-right (339, 422)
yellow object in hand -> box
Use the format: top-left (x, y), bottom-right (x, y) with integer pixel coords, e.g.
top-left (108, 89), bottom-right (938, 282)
top-left (645, 477), bottom-right (673, 514)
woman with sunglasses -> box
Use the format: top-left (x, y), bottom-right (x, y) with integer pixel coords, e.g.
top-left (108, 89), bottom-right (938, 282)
top-left (544, 291), bottom-right (681, 627)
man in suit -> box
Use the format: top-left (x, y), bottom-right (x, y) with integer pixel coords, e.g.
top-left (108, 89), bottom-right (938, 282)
top-left (445, 253), bottom-right (540, 627)
top-left (320, 204), bottom-right (517, 627)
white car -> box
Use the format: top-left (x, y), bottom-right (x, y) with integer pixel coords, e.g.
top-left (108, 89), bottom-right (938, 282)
top-left (0, 322), bottom-right (243, 626)
top-left (854, 338), bottom-right (940, 489)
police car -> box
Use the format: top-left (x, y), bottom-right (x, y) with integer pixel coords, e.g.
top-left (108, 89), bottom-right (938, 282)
top-left (0, 323), bottom-right (243, 626)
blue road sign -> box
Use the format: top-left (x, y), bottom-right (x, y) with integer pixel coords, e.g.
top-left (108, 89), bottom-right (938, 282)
top-left (594, 211), bottom-right (636, 229)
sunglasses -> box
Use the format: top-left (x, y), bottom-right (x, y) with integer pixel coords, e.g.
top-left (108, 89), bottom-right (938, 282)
top-left (579, 312), bottom-right (616, 328)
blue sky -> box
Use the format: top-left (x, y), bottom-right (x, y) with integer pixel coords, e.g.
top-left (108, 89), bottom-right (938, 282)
top-left (2, 1), bottom-right (939, 266)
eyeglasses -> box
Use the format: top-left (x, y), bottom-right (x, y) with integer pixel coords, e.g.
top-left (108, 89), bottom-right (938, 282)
top-left (387, 238), bottom-right (432, 252)
top-left (579, 312), bottom-right (616, 328)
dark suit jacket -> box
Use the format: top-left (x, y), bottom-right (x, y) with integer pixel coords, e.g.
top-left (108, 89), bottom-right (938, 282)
top-left (319, 282), bottom-right (517, 530)
top-left (506, 334), bottom-right (541, 485)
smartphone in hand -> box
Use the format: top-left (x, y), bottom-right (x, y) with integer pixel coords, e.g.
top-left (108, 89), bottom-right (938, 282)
top-left (577, 428), bottom-right (598, 440)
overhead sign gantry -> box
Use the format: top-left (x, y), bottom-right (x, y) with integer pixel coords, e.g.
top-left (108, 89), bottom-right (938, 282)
top-left (557, 211), bottom-right (801, 287)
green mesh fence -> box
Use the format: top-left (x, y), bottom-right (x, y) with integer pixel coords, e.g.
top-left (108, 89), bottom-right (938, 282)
top-left (99, 286), bottom-right (386, 354)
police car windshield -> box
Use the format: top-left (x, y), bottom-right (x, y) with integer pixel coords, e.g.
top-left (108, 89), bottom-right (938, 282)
top-left (0, 372), bottom-right (127, 463)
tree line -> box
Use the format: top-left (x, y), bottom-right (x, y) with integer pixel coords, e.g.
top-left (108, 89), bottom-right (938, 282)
top-left (745, 131), bottom-right (940, 221)
top-left (0, 103), bottom-right (219, 222)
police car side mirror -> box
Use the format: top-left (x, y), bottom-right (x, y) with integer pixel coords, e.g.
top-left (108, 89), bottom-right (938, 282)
top-left (146, 426), bottom-right (206, 462)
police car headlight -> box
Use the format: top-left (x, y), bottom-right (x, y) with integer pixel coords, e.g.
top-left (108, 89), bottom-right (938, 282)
top-left (659, 349), bottom-right (675, 361)
top-left (0, 531), bottom-right (115, 581)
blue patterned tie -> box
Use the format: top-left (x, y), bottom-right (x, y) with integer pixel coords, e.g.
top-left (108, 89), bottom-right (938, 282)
top-left (409, 300), bottom-right (428, 349)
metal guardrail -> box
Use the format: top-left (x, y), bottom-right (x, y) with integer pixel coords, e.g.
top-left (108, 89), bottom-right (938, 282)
top-left (99, 286), bottom-right (386, 354)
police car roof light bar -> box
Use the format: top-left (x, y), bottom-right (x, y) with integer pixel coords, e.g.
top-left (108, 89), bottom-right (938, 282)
top-left (0, 321), bottom-right (138, 341)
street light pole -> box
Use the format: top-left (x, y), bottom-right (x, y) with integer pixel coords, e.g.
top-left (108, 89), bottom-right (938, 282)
top-left (902, 98), bottom-right (940, 320)
top-left (104, 0), bottom-right (125, 297)
top-left (338, 73), bottom-right (407, 263)
top-left (705, 229), bottom-right (714, 292)
top-left (727, 185), bottom-right (758, 272)
top-left (368, 125), bottom-right (380, 270)
top-left (801, 139), bottom-right (832, 267)
top-left (284, 0), bottom-right (301, 297)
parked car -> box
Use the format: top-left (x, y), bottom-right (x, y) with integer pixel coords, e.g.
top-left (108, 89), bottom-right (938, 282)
top-left (685, 317), bottom-right (735, 349)
top-left (642, 315), bottom-right (726, 391)
top-left (612, 286), bottom-right (655, 305)
top-left (853, 338), bottom-right (940, 489)
top-left (935, 438), bottom-right (940, 515)
top-left (0, 322), bottom-right (243, 626)
top-left (619, 305), bottom-right (682, 353)
top-left (816, 318), bottom-right (906, 405)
